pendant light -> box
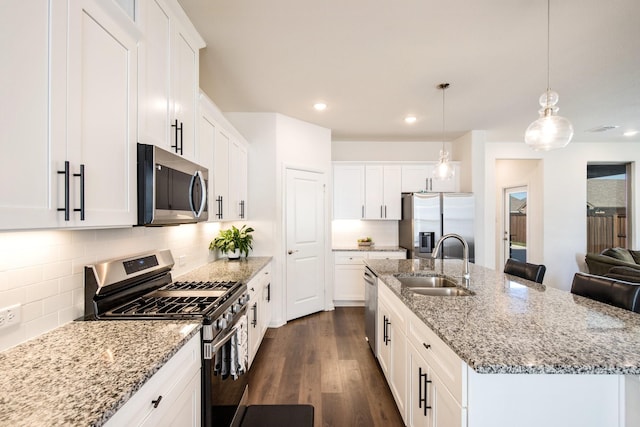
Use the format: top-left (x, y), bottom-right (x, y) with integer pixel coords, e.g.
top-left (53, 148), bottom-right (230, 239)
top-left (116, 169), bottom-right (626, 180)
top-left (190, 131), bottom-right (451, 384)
top-left (524, 0), bottom-right (573, 151)
top-left (433, 83), bottom-right (455, 180)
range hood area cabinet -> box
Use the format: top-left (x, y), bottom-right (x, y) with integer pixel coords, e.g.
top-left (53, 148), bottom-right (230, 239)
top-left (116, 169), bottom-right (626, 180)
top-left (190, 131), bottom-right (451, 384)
top-left (332, 162), bottom-right (461, 220)
top-left (0, 0), bottom-right (139, 230)
top-left (137, 0), bottom-right (205, 162)
top-left (199, 92), bottom-right (249, 222)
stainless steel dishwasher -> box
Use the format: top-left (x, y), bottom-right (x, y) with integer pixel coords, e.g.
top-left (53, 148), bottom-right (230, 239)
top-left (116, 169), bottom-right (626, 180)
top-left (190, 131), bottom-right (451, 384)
top-left (364, 265), bottom-right (378, 353)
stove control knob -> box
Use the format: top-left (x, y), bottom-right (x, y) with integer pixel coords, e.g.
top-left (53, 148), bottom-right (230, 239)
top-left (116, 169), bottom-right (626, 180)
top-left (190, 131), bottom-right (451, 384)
top-left (217, 318), bottom-right (227, 330)
top-left (231, 303), bottom-right (241, 313)
top-left (225, 312), bottom-right (233, 322)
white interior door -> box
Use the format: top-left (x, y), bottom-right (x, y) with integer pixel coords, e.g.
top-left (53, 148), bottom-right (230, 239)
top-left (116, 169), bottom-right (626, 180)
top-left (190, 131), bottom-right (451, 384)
top-left (285, 168), bottom-right (326, 321)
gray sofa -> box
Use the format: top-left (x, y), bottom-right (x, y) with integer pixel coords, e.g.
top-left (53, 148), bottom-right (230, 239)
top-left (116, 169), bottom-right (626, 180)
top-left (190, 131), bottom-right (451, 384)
top-left (585, 247), bottom-right (640, 276)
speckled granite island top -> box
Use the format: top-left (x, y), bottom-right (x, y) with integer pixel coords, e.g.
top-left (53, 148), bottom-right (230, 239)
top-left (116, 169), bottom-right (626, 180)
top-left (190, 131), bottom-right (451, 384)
top-left (0, 320), bottom-right (200, 427)
top-left (367, 258), bottom-right (640, 375)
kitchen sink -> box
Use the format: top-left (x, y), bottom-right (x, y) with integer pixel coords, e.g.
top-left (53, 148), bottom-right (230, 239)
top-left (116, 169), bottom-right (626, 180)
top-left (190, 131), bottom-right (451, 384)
top-left (394, 274), bottom-right (474, 296)
top-left (395, 275), bottom-right (458, 289)
top-left (407, 286), bottom-right (473, 296)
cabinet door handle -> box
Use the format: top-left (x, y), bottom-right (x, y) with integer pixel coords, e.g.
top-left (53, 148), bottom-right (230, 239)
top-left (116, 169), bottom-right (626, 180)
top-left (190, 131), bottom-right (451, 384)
top-left (384, 205), bottom-right (387, 218)
top-left (216, 196), bottom-right (223, 219)
top-left (73, 164), bottom-right (85, 220)
top-left (57, 161), bottom-right (70, 221)
top-left (380, 205), bottom-right (383, 218)
top-left (362, 205), bottom-right (364, 218)
top-left (251, 302), bottom-right (258, 327)
top-left (267, 283), bottom-right (271, 302)
top-left (418, 367), bottom-right (432, 416)
top-left (171, 119), bottom-right (180, 154)
top-left (151, 395), bottom-right (163, 408)
top-left (178, 121), bottom-right (184, 155)
top-left (240, 200), bottom-right (245, 218)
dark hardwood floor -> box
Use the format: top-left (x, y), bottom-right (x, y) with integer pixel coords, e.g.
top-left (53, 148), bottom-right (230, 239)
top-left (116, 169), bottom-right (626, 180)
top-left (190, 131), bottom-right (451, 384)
top-left (246, 307), bottom-right (404, 427)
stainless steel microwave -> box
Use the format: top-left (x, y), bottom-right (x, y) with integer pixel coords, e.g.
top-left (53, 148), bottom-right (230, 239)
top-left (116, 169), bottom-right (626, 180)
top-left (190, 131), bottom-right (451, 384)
top-left (137, 143), bottom-right (208, 225)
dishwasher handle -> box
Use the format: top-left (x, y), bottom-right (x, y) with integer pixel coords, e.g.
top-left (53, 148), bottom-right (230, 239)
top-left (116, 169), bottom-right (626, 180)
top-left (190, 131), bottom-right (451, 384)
top-left (364, 267), bottom-right (377, 286)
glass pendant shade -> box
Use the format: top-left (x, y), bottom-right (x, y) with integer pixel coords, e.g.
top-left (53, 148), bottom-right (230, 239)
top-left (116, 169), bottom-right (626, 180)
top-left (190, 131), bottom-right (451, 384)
top-left (433, 149), bottom-right (455, 180)
top-left (524, 90), bottom-right (574, 151)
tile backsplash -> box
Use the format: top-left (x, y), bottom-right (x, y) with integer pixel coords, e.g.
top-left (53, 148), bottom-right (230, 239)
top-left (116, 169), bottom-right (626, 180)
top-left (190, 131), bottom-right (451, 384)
top-left (0, 222), bottom-right (221, 351)
top-left (331, 220), bottom-right (399, 247)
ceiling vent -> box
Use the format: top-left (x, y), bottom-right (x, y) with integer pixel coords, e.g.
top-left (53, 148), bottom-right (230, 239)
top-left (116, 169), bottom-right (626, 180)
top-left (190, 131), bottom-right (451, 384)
top-left (586, 125), bottom-right (620, 133)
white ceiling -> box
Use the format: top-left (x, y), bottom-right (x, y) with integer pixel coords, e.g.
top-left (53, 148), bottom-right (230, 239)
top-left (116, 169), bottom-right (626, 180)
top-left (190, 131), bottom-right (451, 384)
top-left (178, 0), bottom-right (640, 143)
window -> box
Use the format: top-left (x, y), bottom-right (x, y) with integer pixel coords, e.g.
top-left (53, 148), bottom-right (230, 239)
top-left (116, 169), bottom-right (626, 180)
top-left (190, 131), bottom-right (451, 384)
top-left (586, 163), bottom-right (630, 253)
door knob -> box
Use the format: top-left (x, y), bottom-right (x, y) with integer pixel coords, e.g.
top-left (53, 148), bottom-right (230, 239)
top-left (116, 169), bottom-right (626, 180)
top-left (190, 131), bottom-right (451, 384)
top-left (288, 250), bottom-right (299, 255)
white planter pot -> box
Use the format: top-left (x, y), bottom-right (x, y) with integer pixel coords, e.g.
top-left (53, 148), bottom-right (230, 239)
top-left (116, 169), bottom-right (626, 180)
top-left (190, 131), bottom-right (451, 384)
top-left (227, 249), bottom-right (241, 260)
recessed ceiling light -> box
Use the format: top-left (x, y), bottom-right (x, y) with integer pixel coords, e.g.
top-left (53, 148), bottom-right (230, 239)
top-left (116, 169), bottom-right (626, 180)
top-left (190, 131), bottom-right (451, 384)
top-left (313, 102), bottom-right (327, 111)
top-left (623, 130), bottom-right (639, 137)
top-left (586, 125), bottom-right (619, 133)
top-left (404, 116), bottom-right (417, 124)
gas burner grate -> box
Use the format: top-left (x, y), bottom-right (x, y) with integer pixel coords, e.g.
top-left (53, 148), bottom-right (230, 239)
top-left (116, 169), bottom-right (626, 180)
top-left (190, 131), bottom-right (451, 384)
top-left (165, 280), bottom-right (239, 291)
top-left (109, 295), bottom-right (220, 316)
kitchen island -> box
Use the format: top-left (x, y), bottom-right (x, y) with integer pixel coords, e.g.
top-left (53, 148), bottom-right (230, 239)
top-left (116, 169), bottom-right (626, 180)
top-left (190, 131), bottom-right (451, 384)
top-left (367, 257), bottom-right (640, 427)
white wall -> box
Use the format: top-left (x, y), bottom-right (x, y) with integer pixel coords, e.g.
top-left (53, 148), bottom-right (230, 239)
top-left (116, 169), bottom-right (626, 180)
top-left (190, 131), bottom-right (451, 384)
top-left (482, 141), bottom-right (640, 291)
top-left (332, 140), bottom-right (449, 161)
top-left (226, 113), bottom-right (333, 326)
top-left (0, 222), bottom-right (220, 351)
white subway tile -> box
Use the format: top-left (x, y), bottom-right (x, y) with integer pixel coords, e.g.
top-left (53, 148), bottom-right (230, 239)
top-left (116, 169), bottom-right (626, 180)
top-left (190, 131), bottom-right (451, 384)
top-left (24, 313), bottom-right (58, 339)
top-left (43, 292), bottom-right (73, 315)
top-left (22, 301), bottom-right (44, 323)
top-left (59, 306), bottom-right (81, 324)
top-left (25, 279), bottom-right (59, 303)
top-left (43, 260), bottom-right (72, 281)
top-left (60, 273), bottom-right (82, 293)
top-left (0, 287), bottom-right (26, 307)
top-left (0, 324), bottom-right (26, 352)
top-left (6, 266), bottom-right (43, 290)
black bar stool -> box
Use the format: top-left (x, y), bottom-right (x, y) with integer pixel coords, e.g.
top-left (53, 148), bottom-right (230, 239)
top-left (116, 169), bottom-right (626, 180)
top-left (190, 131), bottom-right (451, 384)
top-left (504, 258), bottom-right (546, 284)
top-left (571, 272), bottom-right (640, 313)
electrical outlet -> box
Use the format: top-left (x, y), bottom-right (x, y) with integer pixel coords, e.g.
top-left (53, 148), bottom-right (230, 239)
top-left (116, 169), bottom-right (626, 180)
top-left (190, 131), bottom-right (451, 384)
top-left (6, 304), bottom-right (20, 326)
top-left (0, 304), bottom-right (20, 330)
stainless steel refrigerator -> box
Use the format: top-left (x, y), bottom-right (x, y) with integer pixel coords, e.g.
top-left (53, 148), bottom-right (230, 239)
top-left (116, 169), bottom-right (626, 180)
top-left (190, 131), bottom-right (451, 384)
top-left (399, 192), bottom-right (475, 262)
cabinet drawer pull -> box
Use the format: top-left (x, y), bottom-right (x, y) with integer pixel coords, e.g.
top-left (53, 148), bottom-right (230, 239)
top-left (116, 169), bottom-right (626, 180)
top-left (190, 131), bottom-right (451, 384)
top-left (151, 395), bottom-right (163, 408)
top-left (423, 343), bottom-right (431, 350)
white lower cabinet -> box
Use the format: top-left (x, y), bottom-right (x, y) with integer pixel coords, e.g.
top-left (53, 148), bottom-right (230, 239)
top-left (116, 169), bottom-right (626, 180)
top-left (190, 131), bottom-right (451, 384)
top-left (378, 284), bottom-right (407, 424)
top-left (105, 334), bottom-right (201, 427)
top-left (333, 251), bottom-right (405, 305)
top-left (247, 263), bottom-right (272, 367)
top-left (407, 342), bottom-right (464, 427)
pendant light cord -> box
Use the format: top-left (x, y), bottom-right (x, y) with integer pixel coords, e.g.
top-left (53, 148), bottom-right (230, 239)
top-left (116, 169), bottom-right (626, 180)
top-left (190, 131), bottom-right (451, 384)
top-left (438, 83), bottom-right (449, 154)
top-left (546, 0), bottom-right (551, 92)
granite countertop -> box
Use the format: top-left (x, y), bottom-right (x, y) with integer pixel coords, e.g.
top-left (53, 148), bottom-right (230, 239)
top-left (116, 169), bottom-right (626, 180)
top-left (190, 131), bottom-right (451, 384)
top-left (333, 245), bottom-right (406, 252)
top-left (0, 256), bottom-right (272, 426)
top-left (0, 320), bottom-right (200, 427)
top-left (176, 256), bottom-right (272, 283)
top-left (366, 258), bottom-right (640, 375)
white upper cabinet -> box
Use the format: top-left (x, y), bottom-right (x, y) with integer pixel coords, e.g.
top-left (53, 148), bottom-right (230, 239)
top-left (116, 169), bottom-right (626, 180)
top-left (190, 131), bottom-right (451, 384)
top-left (199, 92), bottom-right (249, 222)
top-left (401, 163), bottom-right (460, 193)
top-left (333, 164), bottom-right (365, 219)
top-left (66, 0), bottom-right (138, 227)
top-left (138, 0), bottom-right (204, 160)
top-left (0, 0), bottom-right (138, 230)
top-left (365, 165), bottom-right (401, 220)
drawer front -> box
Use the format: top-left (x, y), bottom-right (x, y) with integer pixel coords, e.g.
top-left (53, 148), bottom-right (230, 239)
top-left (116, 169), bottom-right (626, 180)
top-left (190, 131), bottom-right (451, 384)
top-left (334, 252), bottom-right (367, 265)
top-left (379, 284), bottom-right (406, 335)
top-left (407, 312), bottom-right (465, 405)
top-left (367, 251), bottom-right (406, 260)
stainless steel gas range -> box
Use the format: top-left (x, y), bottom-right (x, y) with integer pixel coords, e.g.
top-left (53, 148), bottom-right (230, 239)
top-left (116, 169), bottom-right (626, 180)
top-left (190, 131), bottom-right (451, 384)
top-left (83, 249), bottom-right (250, 427)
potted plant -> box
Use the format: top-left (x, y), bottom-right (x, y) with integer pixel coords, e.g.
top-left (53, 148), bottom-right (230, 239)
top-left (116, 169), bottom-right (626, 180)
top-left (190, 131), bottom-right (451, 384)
top-left (209, 225), bottom-right (254, 260)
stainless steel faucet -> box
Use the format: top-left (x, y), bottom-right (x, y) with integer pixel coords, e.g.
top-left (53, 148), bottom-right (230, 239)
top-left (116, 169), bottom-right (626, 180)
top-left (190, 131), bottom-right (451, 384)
top-left (432, 233), bottom-right (471, 285)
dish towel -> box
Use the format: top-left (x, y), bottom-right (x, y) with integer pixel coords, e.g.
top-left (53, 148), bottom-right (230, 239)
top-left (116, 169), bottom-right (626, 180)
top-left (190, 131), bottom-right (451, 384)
top-left (214, 315), bottom-right (248, 380)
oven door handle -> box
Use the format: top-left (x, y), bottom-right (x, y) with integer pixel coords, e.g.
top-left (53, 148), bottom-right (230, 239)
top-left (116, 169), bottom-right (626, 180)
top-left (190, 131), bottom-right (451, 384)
top-left (211, 323), bottom-right (242, 355)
